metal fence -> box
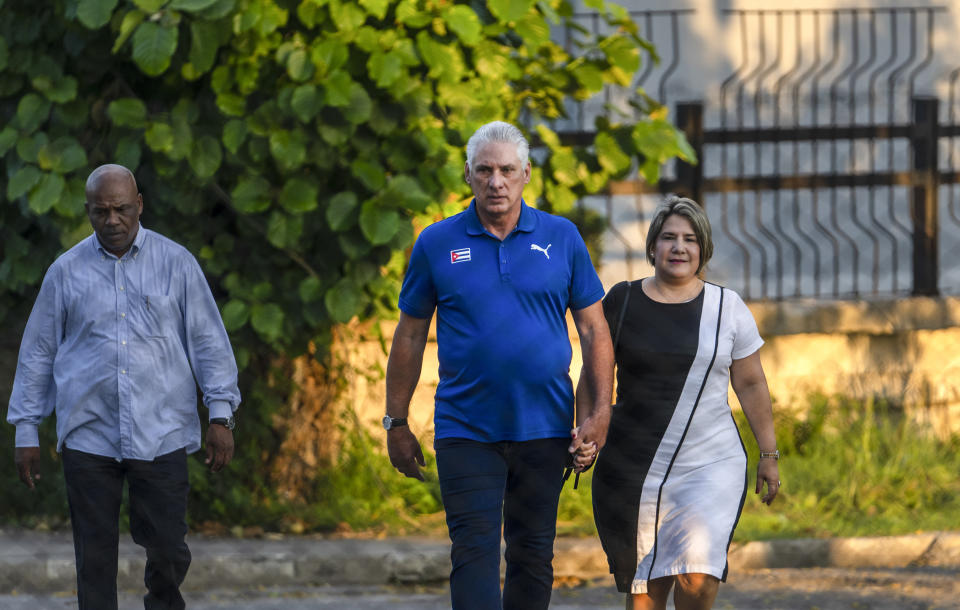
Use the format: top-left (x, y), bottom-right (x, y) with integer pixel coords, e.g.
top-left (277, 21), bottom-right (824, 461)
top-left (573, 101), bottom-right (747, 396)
top-left (560, 6), bottom-right (960, 301)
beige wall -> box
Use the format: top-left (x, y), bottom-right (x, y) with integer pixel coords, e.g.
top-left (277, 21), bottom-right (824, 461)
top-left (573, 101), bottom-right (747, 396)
top-left (347, 296), bottom-right (960, 439)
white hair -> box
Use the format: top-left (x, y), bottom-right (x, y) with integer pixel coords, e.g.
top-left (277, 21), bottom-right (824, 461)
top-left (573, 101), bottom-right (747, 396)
top-left (465, 121), bottom-right (529, 170)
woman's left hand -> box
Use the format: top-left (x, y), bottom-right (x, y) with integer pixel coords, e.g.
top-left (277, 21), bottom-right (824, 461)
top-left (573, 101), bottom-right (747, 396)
top-left (756, 457), bottom-right (780, 505)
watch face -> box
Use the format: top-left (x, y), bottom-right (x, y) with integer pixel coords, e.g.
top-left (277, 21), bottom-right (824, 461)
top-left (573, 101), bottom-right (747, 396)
top-left (382, 415), bottom-right (392, 430)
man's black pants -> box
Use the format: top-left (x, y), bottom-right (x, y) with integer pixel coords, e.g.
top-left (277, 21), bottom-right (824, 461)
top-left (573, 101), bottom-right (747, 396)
top-left (62, 447), bottom-right (191, 610)
top-left (435, 437), bottom-right (569, 610)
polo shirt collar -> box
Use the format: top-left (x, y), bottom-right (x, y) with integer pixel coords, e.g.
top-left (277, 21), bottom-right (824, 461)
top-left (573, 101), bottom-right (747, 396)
top-left (465, 199), bottom-right (537, 236)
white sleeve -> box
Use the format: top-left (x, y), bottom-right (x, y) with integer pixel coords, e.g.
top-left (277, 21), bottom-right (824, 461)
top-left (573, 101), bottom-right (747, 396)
top-left (729, 290), bottom-right (764, 360)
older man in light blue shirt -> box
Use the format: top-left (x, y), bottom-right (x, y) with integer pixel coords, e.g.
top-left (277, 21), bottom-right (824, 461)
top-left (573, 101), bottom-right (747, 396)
top-left (7, 163), bottom-right (240, 610)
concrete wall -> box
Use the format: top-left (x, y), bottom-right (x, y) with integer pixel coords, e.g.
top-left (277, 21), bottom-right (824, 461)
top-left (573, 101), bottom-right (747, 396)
top-left (347, 296), bottom-right (960, 440)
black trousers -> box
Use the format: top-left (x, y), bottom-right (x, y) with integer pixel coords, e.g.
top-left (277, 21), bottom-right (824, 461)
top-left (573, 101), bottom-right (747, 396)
top-left (435, 437), bottom-right (569, 610)
top-left (61, 447), bottom-right (191, 610)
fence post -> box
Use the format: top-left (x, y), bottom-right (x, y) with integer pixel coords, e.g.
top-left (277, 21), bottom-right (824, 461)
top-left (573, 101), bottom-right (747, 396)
top-left (674, 102), bottom-right (704, 205)
top-left (911, 97), bottom-right (939, 296)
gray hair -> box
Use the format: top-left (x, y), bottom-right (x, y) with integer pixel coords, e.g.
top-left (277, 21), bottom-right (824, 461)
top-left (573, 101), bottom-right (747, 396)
top-left (465, 121), bottom-right (529, 170)
top-left (645, 195), bottom-right (714, 274)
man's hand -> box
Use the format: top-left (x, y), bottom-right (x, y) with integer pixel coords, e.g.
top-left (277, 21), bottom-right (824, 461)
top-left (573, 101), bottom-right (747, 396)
top-left (387, 427), bottom-right (425, 481)
top-left (15, 446), bottom-right (41, 489)
top-left (568, 411), bottom-right (610, 472)
top-left (205, 424), bottom-right (234, 472)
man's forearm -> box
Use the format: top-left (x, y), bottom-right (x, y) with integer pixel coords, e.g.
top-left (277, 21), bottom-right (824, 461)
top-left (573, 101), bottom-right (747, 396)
top-left (385, 315), bottom-right (430, 418)
top-left (575, 330), bottom-right (614, 423)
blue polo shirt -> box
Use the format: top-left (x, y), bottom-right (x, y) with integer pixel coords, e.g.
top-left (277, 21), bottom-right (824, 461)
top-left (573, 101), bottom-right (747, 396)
top-left (399, 200), bottom-right (605, 443)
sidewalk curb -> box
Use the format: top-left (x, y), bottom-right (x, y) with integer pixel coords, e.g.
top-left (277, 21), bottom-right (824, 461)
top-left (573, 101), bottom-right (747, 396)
top-left (1, 529), bottom-right (958, 593)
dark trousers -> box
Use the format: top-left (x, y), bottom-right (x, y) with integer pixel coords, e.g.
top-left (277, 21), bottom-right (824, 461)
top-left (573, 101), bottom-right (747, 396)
top-left (435, 437), bottom-right (569, 610)
top-left (61, 447), bottom-right (191, 610)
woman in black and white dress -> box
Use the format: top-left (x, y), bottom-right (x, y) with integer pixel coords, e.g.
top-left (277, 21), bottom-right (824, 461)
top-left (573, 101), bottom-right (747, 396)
top-left (592, 196), bottom-right (780, 610)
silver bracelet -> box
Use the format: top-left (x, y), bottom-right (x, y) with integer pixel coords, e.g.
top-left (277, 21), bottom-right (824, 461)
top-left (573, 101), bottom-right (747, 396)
top-left (759, 449), bottom-right (780, 460)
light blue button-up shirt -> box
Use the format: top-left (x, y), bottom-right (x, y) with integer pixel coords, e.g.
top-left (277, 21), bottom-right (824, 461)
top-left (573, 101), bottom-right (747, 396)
top-left (7, 226), bottom-right (241, 461)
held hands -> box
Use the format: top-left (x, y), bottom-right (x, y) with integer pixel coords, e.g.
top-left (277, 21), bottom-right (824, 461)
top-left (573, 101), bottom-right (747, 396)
top-left (568, 427), bottom-right (598, 473)
top-left (205, 424), bottom-right (235, 472)
top-left (568, 411), bottom-right (609, 473)
top-left (387, 427), bottom-right (425, 481)
top-left (14, 446), bottom-right (41, 489)
top-left (756, 456), bottom-right (780, 505)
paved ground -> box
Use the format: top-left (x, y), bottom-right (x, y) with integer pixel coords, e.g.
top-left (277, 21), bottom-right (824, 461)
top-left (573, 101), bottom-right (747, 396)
top-left (3, 528), bottom-right (960, 608)
top-left (3, 567), bottom-right (960, 609)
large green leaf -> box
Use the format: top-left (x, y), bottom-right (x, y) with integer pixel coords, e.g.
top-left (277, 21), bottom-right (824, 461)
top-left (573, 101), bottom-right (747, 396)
top-left (595, 132), bottom-right (631, 175)
top-left (280, 177), bottom-right (319, 213)
top-left (445, 5), bottom-right (482, 46)
top-left (324, 278), bottom-right (362, 324)
top-left (198, 0), bottom-right (235, 18)
top-left (359, 200), bottom-right (399, 245)
top-left (37, 137), bottom-right (88, 173)
top-left (107, 98), bottom-right (147, 128)
top-left (367, 51), bottom-right (404, 88)
top-left (266, 210), bottom-right (303, 248)
top-left (133, 0), bottom-right (166, 10)
top-left (28, 172), bottom-right (65, 215)
top-left (115, 136), bottom-right (143, 170)
top-left (230, 174), bottom-right (271, 213)
top-left (188, 135), bottom-right (222, 178)
top-left (0, 126), bottom-right (18, 158)
top-left (286, 48), bottom-right (314, 82)
top-left (514, 14), bottom-right (551, 49)
top-left (600, 36), bottom-right (640, 74)
top-left (112, 9), bottom-right (145, 53)
top-left (269, 130), bottom-right (307, 171)
top-left (169, 0), bottom-right (219, 10)
top-left (359, 0), bottom-right (389, 19)
top-left (220, 299), bottom-right (249, 331)
top-left (342, 84), bottom-right (372, 124)
top-left (389, 175), bottom-right (431, 212)
top-left (145, 122), bottom-right (175, 152)
top-left (15, 94), bottom-right (51, 133)
top-left (298, 276), bottom-right (323, 303)
top-left (188, 21), bottom-right (222, 75)
top-left (132, 22), bottom-right (179, 76)
top-left (17, 133), bottom-right (49, 164)
top-left (350, 159), bottom-right (385, 191)
top-left (323, 70), bottom-right (353, 106)
top-left (77, 0), bottom-right (119, 29)
top-left (326, 192), bottom-right (358, 231)
top-left (329, 1), bottom-right (366, 31)
top-left (250, 303), bottom-right (284, 342)
top-left (310, 39), bottom-right (349, 77)
top-left (487, 0), bottom-right (533, 22)
top-left (221, 119), bottom-right (248, 153)
top-left (396, 0), bottom-right (431, 27)
top-left (290, 84), bottom-right (321, 123)
top-left (7, 165), bottom-right (42, 200)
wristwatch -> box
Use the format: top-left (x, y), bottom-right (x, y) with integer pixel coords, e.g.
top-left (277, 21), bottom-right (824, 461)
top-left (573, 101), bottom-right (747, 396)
top-left (382, 415), bottom-right (407, 431)
top-left (210, 416), bottom-right (236, 431)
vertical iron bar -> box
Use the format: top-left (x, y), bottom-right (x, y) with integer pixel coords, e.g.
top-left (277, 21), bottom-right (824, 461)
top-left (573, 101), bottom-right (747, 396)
top-left (675, 102), bottom-right (704, 205)
top-left (911, 97), bottom-right (939, 296)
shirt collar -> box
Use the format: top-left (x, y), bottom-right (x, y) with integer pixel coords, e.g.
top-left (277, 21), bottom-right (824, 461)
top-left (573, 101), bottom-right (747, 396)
top-left (465, 199), bottom-right (537, 237)
top-left (93, 223), bottom-right (145, 260)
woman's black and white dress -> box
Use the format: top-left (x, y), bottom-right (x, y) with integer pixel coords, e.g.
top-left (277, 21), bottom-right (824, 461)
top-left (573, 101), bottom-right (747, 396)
top-left (592, 280), bottom-right (764, 594)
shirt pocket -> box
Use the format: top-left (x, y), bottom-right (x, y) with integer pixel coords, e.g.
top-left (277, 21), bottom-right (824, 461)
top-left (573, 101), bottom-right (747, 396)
top-left (140, 294), bottom-right (180, 338)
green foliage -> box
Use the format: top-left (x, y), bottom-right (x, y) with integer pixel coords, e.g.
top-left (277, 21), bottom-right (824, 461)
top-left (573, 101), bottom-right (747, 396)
top-left (0, 0), bottom-right (693, 531)
top-left (1, 0), bottom-right (689, 347)
top-left (734, 395), bottom-right (960, 540)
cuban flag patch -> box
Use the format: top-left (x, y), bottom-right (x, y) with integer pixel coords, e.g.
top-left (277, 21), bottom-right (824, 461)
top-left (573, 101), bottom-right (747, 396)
top-left (450, 248), bottom-right (471, 263)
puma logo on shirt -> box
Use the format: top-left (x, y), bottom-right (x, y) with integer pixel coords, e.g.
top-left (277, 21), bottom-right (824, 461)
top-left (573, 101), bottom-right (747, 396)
top-left (530, 243), bottom-right (552, 259)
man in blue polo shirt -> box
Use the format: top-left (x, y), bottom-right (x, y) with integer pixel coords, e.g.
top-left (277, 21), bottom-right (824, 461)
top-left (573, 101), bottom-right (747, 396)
top-left (385, 121), bottom-right (614, 609)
